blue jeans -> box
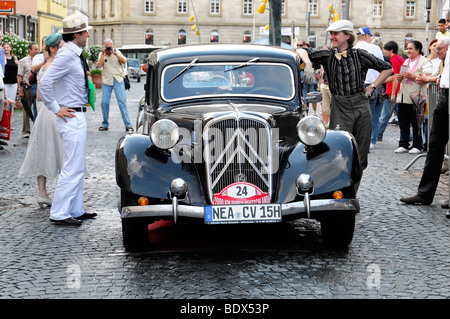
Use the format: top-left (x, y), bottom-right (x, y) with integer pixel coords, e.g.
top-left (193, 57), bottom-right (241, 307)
top-left (377, 99), bottom-right (397, 141)
top-left (368, 90), bottom-right (382, 144)
top-left (100, 78), bottom-right (132, 129)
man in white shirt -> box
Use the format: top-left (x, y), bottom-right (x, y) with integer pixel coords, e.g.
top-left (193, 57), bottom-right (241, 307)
top-left (39, 13), bottom-right (96, 226)
top-left (354, 27), bottom-right (385, 150)
top-left (400, 11), bottom-right (450, 216)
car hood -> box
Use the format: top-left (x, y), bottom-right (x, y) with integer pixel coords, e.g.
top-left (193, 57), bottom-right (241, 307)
top-left (160, 102), bottom-right (300, 141)
top-left (169, 102), bottom-right (289, 119)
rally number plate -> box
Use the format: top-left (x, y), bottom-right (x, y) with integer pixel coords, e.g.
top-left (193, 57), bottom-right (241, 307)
top-left (205, 204), bottom-right (282, 224)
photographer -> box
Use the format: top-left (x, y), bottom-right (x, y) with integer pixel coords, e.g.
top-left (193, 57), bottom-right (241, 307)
top-left (97, 39), bottom-right (133, 133)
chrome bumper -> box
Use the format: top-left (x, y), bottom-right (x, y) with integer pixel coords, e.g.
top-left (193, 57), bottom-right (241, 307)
top-left (121, 198), bottom-right (360, 221)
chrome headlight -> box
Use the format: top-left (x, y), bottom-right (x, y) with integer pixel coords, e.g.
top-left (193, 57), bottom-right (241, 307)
top-left (297, 116), bottom-right (327, 146)
top-left (150, 119), bottom-right (179, 149)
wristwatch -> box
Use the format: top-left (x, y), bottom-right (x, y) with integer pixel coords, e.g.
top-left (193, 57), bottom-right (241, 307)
top-left (370, 83), bottom-right (377, 89)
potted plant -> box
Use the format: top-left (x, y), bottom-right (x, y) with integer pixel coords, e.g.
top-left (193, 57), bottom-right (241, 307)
top-left (88, 45), bottom-right (103, 88)
top-left (90, 68), bottom-right (103, 88)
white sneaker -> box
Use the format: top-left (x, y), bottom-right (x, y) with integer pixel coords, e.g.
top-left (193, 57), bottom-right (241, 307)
top-left (370, 143), bottom-right (376, 150)
top-left (408, 148), bottom-right (422, 154)
top-left (394, 147), bottom-right (409, 153)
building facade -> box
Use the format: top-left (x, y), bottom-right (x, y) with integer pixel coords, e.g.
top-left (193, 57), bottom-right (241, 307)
top-left (89, 0), bottom-right (449, 53)
top-left (0, 1), bottom-right (38, 43)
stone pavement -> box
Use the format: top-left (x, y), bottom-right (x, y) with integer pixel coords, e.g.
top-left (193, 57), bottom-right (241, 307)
top-left (0, 83), bottom-right (449, 299)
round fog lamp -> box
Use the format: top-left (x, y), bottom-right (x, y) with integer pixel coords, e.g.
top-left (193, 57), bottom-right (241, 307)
top-left (297, 116), bottom-right (327, 146)
top-left (150, 119), bottom-right (179, 149)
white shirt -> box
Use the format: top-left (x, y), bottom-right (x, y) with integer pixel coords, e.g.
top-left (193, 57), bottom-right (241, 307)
top-left (440, 52), bottom-right (449, 89)
top-left (32, 53), bottom-right (44, 67)
top-left (39, 41), bottom-right (88, 114)
top-left (353, 40), bottom-right (384, 84)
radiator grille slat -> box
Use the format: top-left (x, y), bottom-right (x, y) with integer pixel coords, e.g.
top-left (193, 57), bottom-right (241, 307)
top-left (205, 115), bottom-right (272, 202)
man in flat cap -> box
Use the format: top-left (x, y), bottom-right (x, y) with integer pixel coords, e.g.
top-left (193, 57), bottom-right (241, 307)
top-left (39, 13), bottom-right (96, 226)
top-left (296, 20), bottom-right (393, 189)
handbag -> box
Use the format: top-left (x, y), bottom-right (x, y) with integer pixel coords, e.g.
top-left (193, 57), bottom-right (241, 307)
top-left (0, 99), bottom-right (12, 141)
top-left (124, 75), bottom-right (131, 90)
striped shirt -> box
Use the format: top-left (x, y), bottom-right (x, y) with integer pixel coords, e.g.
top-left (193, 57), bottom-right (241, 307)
top-left (304, 47), bottom-right (392, 96)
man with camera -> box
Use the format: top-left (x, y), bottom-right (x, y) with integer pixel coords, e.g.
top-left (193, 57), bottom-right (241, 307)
top-left (97, 39), bottom-right (133, 133)
top-left (17, 42), bottom-right (40, 138)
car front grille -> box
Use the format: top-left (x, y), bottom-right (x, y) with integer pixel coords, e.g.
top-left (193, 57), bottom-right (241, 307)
top-left (204, 114), bottom-right (273, 203)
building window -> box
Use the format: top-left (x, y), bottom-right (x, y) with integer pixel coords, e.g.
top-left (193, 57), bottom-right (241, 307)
top-left (340, 0), bottom-right (351, 19)
top-left (210, 0), bottom-right (220, 15)
top-left (178, 30), bottom-right (186, 45)
top-left (177, 0), bottom-right (187, 14)
top-left (93, 0), bottom-right (97, 16)
top-left (0, 17), bottom-right (6, 35)
top-left (405, 1), bottom-right (416, 18)
top-left (210, 30), bottom-right (219, 42)
top-left (102, 0), bottom-right (106, 16)
top-left (243, 0), bottom-right (252, 15)
top-left (9, 17), bottom-right (18, 34)
top-left (308, 0), bottom-right (319, 17)
top-left (145, 0), bottom-right (155, 13)
top-left (281, 0), bottom-right (286, 16)
top-left (145, 29), bottom-right (154, 45)
top-left (110, 0), bottom-right (114, 15)
top-left (243, 31), bottom-right (251, 43)
top-left (372, 0), bottom-right (383, 18)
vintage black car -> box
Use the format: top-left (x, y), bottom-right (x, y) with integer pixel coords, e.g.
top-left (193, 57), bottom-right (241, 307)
top-left (115, 44), bottom-right (361, 252)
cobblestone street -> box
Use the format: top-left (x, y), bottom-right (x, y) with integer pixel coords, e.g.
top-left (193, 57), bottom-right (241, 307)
top-left (1, 80), bottom-right (449, 300)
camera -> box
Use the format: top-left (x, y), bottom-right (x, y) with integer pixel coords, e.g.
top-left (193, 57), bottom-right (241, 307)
top-left (20, 81), bottom-right (30, 90)
top-left (106, 46), bottom-right (112, 52)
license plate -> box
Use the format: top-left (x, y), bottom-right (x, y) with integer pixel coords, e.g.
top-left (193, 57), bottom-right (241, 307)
top-left (205, 204), bottom-right (282, 224)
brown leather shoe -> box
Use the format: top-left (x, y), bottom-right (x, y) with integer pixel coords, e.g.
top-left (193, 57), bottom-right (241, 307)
top-left (400, 194), bottom-right (431, 205)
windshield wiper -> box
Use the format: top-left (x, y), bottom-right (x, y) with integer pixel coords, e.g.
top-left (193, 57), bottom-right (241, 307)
top-left (168, 58), bottom-right (199, 83)
top-left (224, 57), bottom-right (259, 72)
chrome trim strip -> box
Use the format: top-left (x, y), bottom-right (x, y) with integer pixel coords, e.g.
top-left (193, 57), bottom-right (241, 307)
top-left (120, 199), bottom-right (360, 220)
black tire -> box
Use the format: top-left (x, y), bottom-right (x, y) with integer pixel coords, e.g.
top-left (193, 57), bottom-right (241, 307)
top-left (122, 217), bottom-right (153, 252)
top-left (119, 188), bottom-right (153, 252)
top-left (320, 212), bottom-right (356, 249)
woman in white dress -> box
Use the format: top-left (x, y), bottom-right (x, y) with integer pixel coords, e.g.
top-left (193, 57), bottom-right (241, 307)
top-left (19, 33), bottom-right (65, 208)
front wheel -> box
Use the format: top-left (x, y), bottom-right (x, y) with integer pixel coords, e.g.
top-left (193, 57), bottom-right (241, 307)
top-left (122, 217), bottom-right (153, 252)
top-left (319, 212), bottom-right (356, 249)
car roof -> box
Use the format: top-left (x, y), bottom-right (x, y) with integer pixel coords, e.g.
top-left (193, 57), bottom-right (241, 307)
top-left (150, 43), bottom-right (298, 65)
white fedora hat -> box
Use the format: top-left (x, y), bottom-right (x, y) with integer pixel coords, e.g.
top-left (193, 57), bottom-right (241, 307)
top-left (59, 13), bottom-right (93, 34)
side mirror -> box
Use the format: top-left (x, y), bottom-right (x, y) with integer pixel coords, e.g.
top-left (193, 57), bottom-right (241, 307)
top-left (305, 91), bottom-right (322, 103)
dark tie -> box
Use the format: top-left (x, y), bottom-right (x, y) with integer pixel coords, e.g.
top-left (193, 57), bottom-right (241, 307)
top-left (80, 54), bottom-right (89, 101)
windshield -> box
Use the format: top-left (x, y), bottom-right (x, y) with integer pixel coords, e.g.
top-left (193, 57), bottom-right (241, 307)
top-left (128, 59), bottom-right (140, 68)
top-left (161, 62), bottom-right (295, 102)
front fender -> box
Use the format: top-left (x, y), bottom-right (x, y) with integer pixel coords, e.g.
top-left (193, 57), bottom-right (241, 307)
top-left (276, 130), bottom-right (361, 203)
top-left (115, 134), bottom-right (207, 206)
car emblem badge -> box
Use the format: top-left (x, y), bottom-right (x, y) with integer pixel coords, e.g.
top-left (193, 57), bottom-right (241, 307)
top-left (235, 174), bottom-right (247, 183)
